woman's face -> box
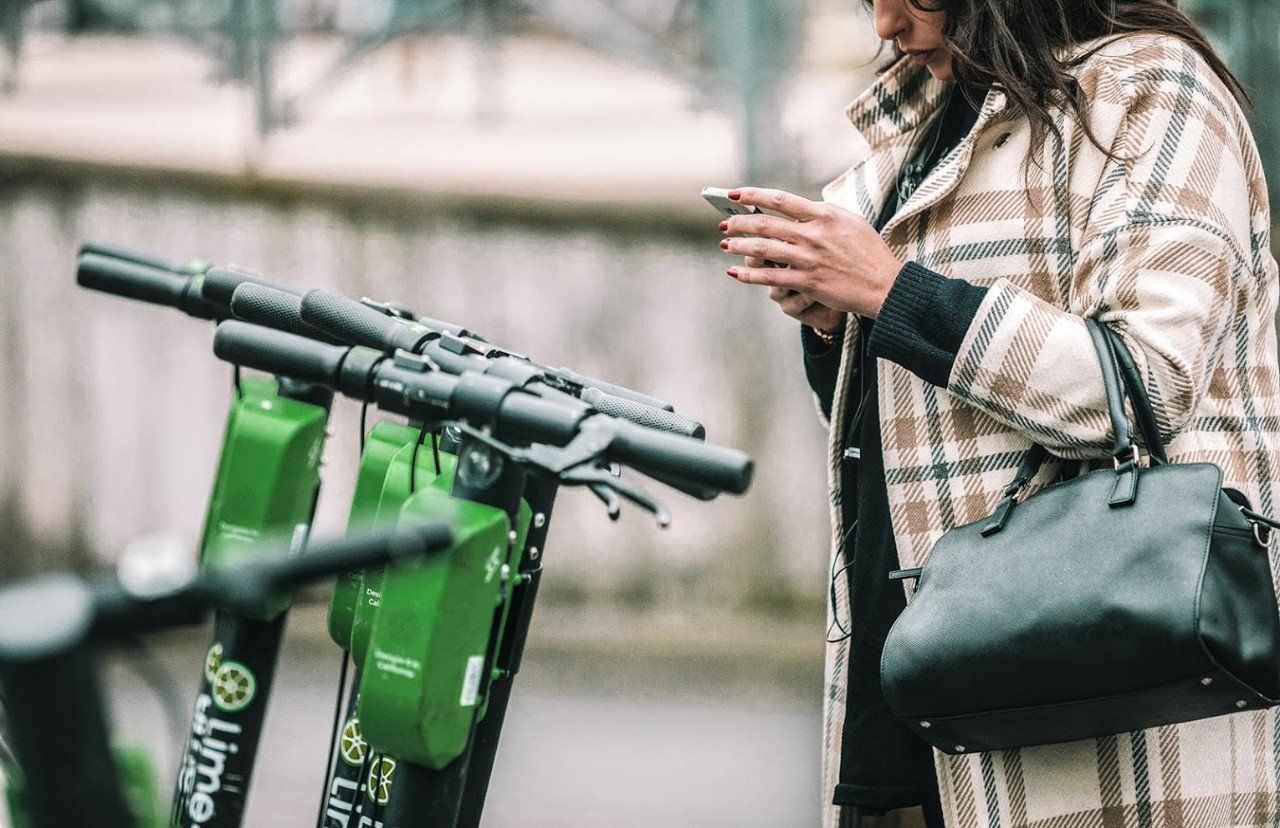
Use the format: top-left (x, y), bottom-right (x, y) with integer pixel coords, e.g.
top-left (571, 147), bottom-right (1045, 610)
top-left (872, 0), bottom-right (952, 81)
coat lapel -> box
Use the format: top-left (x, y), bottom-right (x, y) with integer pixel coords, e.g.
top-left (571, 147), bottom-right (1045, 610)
top-left (822, 55), bottom-right (1012, 242)
top-left (879, 86), bottom-right (1011, 239)
top-left (821, 55), bottom-right (948, 225)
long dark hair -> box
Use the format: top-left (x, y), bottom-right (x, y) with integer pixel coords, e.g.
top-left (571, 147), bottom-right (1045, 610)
top-left (866, 0), bottom-right (1251, 159)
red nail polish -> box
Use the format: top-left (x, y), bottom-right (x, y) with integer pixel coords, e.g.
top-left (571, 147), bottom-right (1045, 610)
top-left (719, 240), bottom-right (729, 250)
top-left (726, 268), bottom-right (738, 279)
top-left (727, 190), bottom-right (741, 201)
top-left (718, 221), bottom-right (728, 232)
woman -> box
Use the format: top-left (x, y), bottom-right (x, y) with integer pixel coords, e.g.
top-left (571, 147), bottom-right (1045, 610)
top-left (720, 1), bottom-right (1280, 826)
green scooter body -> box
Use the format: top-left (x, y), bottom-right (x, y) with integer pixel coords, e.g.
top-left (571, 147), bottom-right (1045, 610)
top-left (348, 442), bottom-right (458, 667)
top-left (198, 374), bottom-right (328, 619)
top-left (172, 374), bottom-right (331, 828)
top-left (358, 478), bottom-right (531, 769)
top-left (327, 421), bottom-right (426, 650)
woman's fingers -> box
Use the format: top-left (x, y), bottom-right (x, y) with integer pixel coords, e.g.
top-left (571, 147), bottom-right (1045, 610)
top-left (765, 285), bottom-right (844, 331)
top-left (796, 304), bottom-right (845, 332)
top-left (728, 263), bottom-right (806, 291)
top-left (729, 187), bottom-right (824, 221)
top-left (722, 213), bottom-right (809, 244)
top-left (721, 235), bottom-right (805, 267)
top-left (768, 285), bottom-right (809, 313)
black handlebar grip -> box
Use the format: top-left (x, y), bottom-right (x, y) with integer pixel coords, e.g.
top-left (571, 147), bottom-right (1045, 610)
top-left (201, 266), bottom-right (301, 308)
top-left (77, 253), bottom-right (220, 319)
top-left (257, 521), bottom-right (456, 595)
top-left (581, 388), bottom-right (705, 439)
top-left (301, 288), bottom-right (432, 353)
top-left (609, 417), bottom-right (753, 495)
top-left (554, 367), bottom-right (674, 412)
top-left (206, 522), bottom-right (457, 617)
top-left (213, 320), bottom-right (349, 386)
top-left (230, 283), bottom-right (341, 344)
top-left (78, 253), bottom-right (188, 306)
top-left (78, 241), bottom-right (190, 274)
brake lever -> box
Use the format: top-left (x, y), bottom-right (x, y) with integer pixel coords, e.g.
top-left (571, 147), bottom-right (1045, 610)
top-left (588, 482), bottom-right (622, 521)
top-left (359, 296), bottom-right (416, 320)
top-left (445, 422), bottom-right (670, 525)
top-left (565, 465), bottom-right (671, 528)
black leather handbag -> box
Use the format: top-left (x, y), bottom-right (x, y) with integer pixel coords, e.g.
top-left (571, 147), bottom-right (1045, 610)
top-left (880, 318), bottom-right (1280, 755)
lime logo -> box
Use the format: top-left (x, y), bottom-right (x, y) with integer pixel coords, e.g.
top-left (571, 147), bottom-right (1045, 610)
top-left (366, 757), bottom-right (395, 805)
top-left (339, 717), bottom-right (368, 765)
top-left (211, 661), bottom-right (256, 712)
top-left (204, 643), bottom-right (223, 683)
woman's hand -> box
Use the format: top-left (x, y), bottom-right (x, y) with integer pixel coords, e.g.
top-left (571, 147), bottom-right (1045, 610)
top-left (719, 188), bottom-right (903, 319)
top-left (755, 265), bottom-right (846, 334)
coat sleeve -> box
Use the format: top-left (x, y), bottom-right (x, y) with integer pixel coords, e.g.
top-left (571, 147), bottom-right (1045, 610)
top-left (802, 323), bottom-right (844, 424)
top-left (944, 38), bottom-right (1260, 460)
top-left (868, 261), bottom-right (989, 388)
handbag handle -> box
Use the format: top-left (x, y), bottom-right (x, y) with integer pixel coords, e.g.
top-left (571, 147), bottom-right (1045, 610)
top-left (1085, 319), bottom-right (1169, 466)
top-left (1085, 319), bottom-right (1137, 465)
top-left (982, 319), bottom-right (1163, 535)
top-left (1099, 324), bottom-right (1168, 465)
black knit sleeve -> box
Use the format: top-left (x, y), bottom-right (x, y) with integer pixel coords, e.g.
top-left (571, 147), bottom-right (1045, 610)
top-left (802, 323), bottom-right (844, 421)
top-left (867, 261), bottom-right (987, 388)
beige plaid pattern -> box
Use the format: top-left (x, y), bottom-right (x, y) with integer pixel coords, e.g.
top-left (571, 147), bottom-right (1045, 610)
top-left (819, 34), bottom-right (1280, 827)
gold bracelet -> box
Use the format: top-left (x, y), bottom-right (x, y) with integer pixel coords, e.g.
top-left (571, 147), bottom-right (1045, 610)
top-left (810, 322), bottom-right (844, 346)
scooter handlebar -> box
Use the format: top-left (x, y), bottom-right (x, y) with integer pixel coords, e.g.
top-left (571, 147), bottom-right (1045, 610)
top-left (608, 417), bottom-right (751, 495)
top-left (76, 253), bottom-right (220, 320)
top-left (213, 322), bottom-right (752, 495)
top-left (206, 521), bottom-right (455, 615)
top-left (581, 388), bottom-right (704, 439)
top-left (201, 266), bottom-right (302, 308)
top-left (555, 367), bottom-right (673, 412)
top-left (301, 288), bottom-right (431, 353)
top-left (77, 241), bottom-right (196, 274)
top-left (230, 283), bottom-right (341, 344)
top-left (213, 320), bottom-right (351, 386)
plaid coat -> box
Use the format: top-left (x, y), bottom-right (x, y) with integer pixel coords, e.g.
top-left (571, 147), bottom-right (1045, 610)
top-left (819, 33), bottom-right (1280, 827)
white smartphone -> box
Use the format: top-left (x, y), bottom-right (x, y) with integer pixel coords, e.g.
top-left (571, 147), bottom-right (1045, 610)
top-left (702, 186), bottom-right (788, 271)
top-left (701, 186), bottom-right (761, 218)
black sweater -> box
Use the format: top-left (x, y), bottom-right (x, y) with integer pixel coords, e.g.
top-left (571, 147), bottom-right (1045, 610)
top-left (803, 85), bottom-right (989, 816)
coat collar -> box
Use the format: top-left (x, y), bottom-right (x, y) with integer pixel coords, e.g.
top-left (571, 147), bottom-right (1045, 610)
top-left (843, 53), bottom-right (954, 152)
top-left (830, 54), bottom-right (1013, 238)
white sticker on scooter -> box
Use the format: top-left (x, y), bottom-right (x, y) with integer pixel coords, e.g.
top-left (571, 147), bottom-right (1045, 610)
top-left (460, 655), bottom-right (485, 706)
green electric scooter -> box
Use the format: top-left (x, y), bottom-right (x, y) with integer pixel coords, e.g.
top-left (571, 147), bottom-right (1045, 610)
top-left (75, 248), bottom-right (333, 828)
top-left (227, 281), bottom-right (703, 828)
top-left (212, 320), bottom-right (753, 827)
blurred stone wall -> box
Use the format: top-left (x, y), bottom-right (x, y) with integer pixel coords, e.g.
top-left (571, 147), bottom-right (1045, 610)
top-left (0, 172), bottom-right (832, 611)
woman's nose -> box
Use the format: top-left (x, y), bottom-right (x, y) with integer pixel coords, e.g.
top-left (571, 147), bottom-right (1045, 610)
top-left (873, 0), bottom-right (908, 44)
